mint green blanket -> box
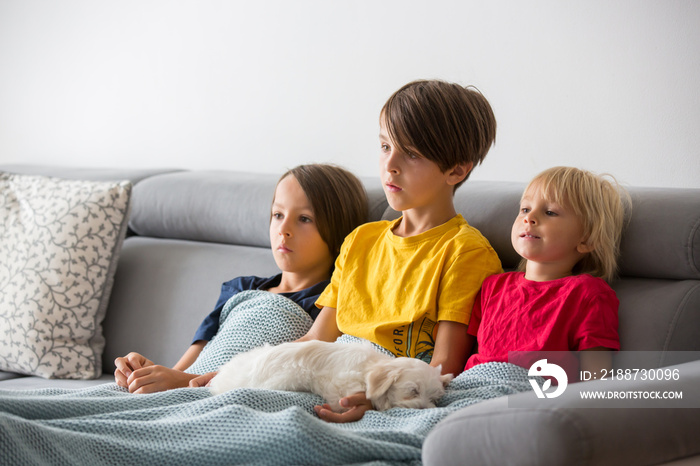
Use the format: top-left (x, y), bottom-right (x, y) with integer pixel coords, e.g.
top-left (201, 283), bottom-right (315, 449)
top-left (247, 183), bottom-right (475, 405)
top-left (0, 291), bottom-right (534, 465)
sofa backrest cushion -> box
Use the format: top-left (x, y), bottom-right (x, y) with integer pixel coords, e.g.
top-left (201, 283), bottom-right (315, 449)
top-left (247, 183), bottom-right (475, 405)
top-left (0, 164), bottom-right (181, 185)
top-left (129, 171), bottom-right (388, 247)
top-left (620, 187), bottom-right (700, 280)
top-left (129, 171), bottom-right (278, 247)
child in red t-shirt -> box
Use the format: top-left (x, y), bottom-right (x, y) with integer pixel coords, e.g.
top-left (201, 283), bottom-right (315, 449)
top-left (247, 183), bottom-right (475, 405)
top-left (465, 166), bottom-right (628, 381)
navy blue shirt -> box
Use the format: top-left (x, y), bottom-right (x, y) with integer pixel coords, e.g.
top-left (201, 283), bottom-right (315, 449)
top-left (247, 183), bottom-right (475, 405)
top-left (191, 274), bottom-right (329, 344)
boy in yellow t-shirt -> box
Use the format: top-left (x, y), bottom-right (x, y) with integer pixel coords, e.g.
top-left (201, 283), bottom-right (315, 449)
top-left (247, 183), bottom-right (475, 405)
top-left (325, 215), bottom-right (499, 362)
top-left (298, 80), bottom-right (502, 422)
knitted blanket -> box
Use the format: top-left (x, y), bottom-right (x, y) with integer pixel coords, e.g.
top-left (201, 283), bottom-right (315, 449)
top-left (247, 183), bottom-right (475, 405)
top-left (0, 291), bottom-right (535, 465)
top-left (0, 363), bottom-right (532, 465)
top-left (186, 290), bottom-right (314, 375)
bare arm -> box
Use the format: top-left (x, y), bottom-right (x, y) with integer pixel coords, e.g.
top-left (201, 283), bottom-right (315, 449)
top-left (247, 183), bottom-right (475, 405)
top-left (173, 341), bottom-right (207, 371)
top-left (296, 306), bottom-right (342, 343)
top-left (430, 321), bottom-right (471, 376)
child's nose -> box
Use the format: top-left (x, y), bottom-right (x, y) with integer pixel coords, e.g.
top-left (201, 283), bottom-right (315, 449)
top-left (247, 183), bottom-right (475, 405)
top-left (279, 219), bottom-right (293, 237)
top-left (385, 150), bottom-right (401, 174)
top-left (523, 214), bottom-right (536, 224)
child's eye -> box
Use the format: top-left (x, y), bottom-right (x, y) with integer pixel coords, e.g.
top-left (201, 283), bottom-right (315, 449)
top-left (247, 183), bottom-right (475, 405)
top-left (520, 207), bottom-right (530, 214)
top-left (272, 212), bottom-right (283, 219)
top-left (545, 211), bottom-right (558, 216)
top-left (380, 143), bottom-right (390, 152)
top-left (404, 148), bottom-right (421, 160)
top-left (300, 216), bottom-right (313, 223)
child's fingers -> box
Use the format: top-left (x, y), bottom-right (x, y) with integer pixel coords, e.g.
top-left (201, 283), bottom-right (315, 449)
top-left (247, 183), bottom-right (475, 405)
top-left (188, 377), bottom-right (204, 388)
top-left (314, 404), bottom-right (368, 423)
top-left (126, 366), bottom-right (160, 393)
top-left (113, 357), bottom-right (133, 379)
top-left (114, 368), bottom-right (128, 387)
top-left (125, 352), bottom-right (149, 370)
top-left (340, 392), bottom-right (370, 408)
top-left (189, 372), bottom-right (216, 388)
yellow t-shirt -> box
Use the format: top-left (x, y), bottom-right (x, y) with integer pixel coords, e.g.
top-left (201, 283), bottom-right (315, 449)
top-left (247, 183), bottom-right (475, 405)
top-left (316, 215), bottom-right (502, 361)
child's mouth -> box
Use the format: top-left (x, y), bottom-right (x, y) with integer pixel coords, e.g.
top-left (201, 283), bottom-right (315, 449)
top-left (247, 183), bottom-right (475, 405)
top-left (385, 182), bottom-right (402, 193)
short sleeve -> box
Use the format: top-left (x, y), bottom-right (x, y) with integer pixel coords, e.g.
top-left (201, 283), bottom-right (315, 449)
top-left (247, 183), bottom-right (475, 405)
top-left (191, 276), bottom-right (258, 343)
top-left (437, 242), bottom-right (502, 325)
top-left (573, 281), bottom-right (620, 351)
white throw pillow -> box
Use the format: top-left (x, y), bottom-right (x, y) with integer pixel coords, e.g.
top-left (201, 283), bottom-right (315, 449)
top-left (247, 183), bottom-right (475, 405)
top-left (0, 172), bottom-right (132, 379)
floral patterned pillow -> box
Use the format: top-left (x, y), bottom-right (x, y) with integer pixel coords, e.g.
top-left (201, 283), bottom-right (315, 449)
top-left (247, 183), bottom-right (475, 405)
top-left (0, 172), bottom-right (132, 379)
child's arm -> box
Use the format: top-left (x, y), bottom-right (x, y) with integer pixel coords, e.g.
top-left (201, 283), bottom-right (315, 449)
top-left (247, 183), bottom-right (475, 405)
top-left (295, 306), bottom-right (343, 342)
top-left (172, 341), bottom-right (207, 371)
top-left (114, 341), bottom-right (207, 393)
top-left (580, 347), bottom-right (613, 379)
top-left (431, 321), bottom-right (472, 375)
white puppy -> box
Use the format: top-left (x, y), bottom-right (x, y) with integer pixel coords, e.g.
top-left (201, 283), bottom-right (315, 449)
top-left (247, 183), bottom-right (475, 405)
top-left (210, 340), bottom-right (453, 412)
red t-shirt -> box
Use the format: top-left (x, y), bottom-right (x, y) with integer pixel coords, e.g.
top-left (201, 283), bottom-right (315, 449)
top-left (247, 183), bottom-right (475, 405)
top-left (465, 272), bottom-right (619, 382)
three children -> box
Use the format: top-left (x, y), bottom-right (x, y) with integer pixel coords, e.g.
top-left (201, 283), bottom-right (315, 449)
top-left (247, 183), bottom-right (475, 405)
top-left (119, 79), bottom-right (627, 426)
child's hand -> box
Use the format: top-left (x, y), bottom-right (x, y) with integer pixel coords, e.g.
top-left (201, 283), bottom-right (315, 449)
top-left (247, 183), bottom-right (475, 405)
top-left (314, 392), bottom-right (373, 423)
top-left (114, 352), bottom-right (154, 388)
top-left (125, 365), bottom-right (198, 394)
top-left (189, 371), bottom-right (218, 388)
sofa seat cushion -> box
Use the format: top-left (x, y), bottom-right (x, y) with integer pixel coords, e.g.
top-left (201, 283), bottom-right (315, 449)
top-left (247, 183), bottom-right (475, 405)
top-left (0, 373), bottom-right (115, 390)
top-left (0, 370), bottom-right (24, 382)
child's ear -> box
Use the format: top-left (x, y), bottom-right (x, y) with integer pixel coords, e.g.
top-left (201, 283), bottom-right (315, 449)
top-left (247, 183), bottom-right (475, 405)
top-left (577, 241), bottom-right (594, 254)
top-left (446, 162), bottom-right (473, 186)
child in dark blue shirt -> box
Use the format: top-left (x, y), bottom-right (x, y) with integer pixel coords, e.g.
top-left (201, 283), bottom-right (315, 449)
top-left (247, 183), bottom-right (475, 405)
top-left (191, 274), bottom-right (328, 343)
top-left (114, 164), bottom-right (368, 393)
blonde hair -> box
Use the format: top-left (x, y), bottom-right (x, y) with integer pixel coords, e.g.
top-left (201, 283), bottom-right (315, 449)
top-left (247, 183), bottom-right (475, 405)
top-left (521, 166), bottom-right (630, 282)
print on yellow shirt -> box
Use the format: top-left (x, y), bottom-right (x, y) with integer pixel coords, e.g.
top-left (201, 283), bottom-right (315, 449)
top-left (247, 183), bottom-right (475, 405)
top-left (390, 316), bottom-right (436, 362)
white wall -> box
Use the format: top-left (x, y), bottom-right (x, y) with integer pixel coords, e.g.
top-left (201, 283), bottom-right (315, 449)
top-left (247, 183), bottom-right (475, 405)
top-left (1, 0), bottom-right (698, 188)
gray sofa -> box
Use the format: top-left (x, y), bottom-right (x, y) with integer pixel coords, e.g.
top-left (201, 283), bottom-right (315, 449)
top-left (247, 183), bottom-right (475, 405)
top-left (1, 164), bottom-right (699, 465)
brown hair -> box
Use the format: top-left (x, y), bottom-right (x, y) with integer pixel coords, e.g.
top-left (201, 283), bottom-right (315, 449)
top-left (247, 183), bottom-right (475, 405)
top-left (380, 79), bottom-right (497, 189)
top-left (275, 164), bottom-right (368, 261)
top-left (520, 166), bottom-right (630, 282)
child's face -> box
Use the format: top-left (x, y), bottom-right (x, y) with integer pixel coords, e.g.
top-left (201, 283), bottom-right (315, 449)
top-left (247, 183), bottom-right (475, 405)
top-left (269, 175), bottom-right (333, 279)
top-left (379, 119), bottom-right (455, 214)
top-left (511, 184), bottom-right (590, 279)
